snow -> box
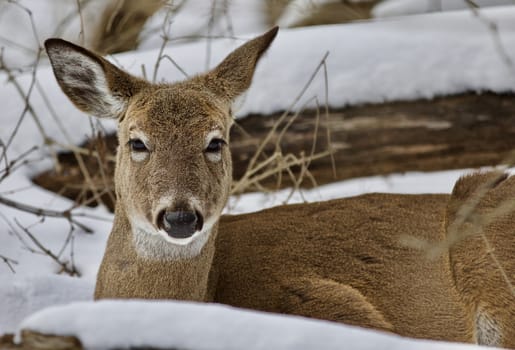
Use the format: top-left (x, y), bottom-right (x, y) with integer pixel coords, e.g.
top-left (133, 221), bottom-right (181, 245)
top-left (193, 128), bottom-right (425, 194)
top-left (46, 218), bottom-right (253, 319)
top-left (2, 7), bottom-right (515, 166)
top-left (0, 0), bottom-right (108, 70)
top-left (0, 159), bottom-right (111, 334)
top-left (226, 168), bottom-right (468, 214)
top-left (1, 3), bottom-right (514, 349)
top-left (373, 0), bottom-right (515, 18)
top-left (18, 300), bottom-right (486, 350)
top-left (90, 7), bottom-right (515, 117)
top-left (1, 274), bottom-right (93, 338)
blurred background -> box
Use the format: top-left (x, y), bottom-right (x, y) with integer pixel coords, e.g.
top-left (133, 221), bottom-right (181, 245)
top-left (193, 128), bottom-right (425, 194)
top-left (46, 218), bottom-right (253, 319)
top-left (1, 0), bottom-right (514, 69)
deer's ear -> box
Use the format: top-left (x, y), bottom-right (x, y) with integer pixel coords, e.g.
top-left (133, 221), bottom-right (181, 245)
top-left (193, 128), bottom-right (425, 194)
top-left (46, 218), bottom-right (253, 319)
top-left (204, 27), bottom-right (278, 101)
top-left (45, 38), bottom-right (145, 119)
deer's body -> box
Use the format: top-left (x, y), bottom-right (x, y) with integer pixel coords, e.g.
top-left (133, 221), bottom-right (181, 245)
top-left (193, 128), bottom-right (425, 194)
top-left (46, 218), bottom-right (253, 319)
top-left (45, 29), bottom-right (514, 348)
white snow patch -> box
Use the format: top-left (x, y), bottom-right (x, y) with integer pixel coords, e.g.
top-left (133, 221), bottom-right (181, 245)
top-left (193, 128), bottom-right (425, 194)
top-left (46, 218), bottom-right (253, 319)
top-left (17, 300), bottom-right (485, 350)
top-left (0, 161), bottom-right (112, 334)
top-left (0, 274), bottom-right (93, 335)
top-left (0, 0), bottom-right (108, 70)
top-left (373, 0), bottom-right (514, 18)
top-left (226, 168), bottom-right (469, 215)
top-left (135, 7), bottom-right (515, 118)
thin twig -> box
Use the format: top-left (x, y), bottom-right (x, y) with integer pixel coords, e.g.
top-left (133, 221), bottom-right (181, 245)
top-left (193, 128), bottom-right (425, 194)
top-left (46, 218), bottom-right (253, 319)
top-left (160, 54), bottom-right (189, 78)
top-left (322, 57), bottom-right (336, 178)
top-left (0, 1), bottom-right (47, 164)
top-left (205, 0), bottom-right (218, 70)
top-left (0, 145), bottom-right (38, 182)
top-left (151, 1), bottom-right (189, 82)
top-left (75, 0), bottom-right (86, 45)
top-left (0, 254), bottom-right (18, 273)
top-left (464, 0), bottom-right (515, 73)
top-left (14, 219), bottom-right (79, 276)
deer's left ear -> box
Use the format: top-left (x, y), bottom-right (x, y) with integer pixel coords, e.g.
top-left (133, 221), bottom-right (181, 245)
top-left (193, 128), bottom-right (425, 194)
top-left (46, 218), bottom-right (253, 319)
top-left (203, 26), bottom-right (278, 102)
top-left (45, 38), bottom-right (146, 119)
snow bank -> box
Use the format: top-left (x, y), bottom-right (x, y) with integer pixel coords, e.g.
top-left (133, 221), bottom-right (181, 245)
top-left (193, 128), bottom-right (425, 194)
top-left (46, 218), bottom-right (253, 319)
top-left (373, 0), bottom-right (514, 18)
top-left (3, 7), bottom-right (515, 164)
top-left (17, 300), bottom-right (485, 350)
top-left (227, 169), bottom-right (467, 214)
top-left (126, 6), bottom-right (515, 117)
top-left (0, 161), bottom-right (111, 335)
top-left (0, 274), bottom-right (93, 335)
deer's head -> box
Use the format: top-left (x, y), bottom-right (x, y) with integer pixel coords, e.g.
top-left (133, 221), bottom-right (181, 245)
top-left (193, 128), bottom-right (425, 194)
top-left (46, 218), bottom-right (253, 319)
top-left (45, 28), bottom-right (278, 259)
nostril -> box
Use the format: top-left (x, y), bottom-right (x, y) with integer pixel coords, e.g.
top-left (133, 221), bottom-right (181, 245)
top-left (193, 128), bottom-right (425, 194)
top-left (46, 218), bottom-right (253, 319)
top-left (195, 210), bottom-right (204, 232)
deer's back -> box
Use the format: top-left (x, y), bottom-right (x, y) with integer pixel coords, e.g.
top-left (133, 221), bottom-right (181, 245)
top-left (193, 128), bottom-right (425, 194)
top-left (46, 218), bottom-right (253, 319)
top-left (214, 193), bottom-right (474, 342)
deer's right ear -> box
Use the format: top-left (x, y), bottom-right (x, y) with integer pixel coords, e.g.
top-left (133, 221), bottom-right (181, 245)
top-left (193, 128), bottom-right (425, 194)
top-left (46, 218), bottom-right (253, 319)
top-left (45, 38), bottom-right (144, 119)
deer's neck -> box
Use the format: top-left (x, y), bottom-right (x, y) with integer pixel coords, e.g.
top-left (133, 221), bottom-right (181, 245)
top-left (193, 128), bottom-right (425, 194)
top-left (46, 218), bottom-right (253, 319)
top-left (104, 204), bottom-right (218, 301)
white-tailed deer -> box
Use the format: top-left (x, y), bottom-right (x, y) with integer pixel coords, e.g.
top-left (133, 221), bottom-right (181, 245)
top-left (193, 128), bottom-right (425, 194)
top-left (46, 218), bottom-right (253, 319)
top-left (45, 29), bottom-right (514, 348)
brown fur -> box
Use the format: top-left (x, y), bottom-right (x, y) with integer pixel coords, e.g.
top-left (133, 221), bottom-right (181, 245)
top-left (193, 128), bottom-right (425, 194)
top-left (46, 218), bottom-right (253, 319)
top-left (45, 29), bottom-right (514, 348)
top-left (445, 172), bottom-right (515, 345)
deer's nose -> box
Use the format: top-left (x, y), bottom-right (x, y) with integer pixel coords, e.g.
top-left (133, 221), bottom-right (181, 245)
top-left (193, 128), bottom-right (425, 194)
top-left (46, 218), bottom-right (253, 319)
top-left (160, 210), bottom-right (203, 239)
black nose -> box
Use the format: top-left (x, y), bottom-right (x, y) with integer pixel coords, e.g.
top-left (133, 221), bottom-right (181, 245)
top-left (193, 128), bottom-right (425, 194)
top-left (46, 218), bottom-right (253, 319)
top-left (160, 210), bottom-right (203, 239)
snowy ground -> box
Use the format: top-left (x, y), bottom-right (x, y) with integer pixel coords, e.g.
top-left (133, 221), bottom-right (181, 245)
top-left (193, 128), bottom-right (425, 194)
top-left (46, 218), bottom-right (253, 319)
top-left (17, 300), bottom-right (487, 350)
top-left (373, 0), bottom-right (515, 18)
top-left (1, 4), bottom-right (514, 350)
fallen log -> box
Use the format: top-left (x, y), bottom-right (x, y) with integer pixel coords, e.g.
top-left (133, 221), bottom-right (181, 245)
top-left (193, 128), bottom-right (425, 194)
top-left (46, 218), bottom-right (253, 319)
top-left (33, 92), bottom-right (515, 211)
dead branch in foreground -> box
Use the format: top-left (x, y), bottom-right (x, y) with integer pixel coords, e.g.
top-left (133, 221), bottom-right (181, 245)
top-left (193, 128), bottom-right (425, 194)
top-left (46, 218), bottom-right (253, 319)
top-left (14, 219), bottom-right (80, 276)
top-left (231, 51), bottom-right (333, 198)
top-left (0, 254), bottom-right (18, 273)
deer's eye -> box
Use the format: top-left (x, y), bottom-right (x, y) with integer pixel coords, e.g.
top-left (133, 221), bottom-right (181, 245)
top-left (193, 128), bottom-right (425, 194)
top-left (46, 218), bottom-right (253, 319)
top-left (128, 139), bottom-right (148, 152)
top-left (205, 138), bottom-right (226, 153)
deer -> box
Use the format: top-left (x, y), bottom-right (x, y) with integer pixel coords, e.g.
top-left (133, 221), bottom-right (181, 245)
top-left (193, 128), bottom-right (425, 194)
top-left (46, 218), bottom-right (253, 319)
top-left (44, 28), bottom-right (514, 348)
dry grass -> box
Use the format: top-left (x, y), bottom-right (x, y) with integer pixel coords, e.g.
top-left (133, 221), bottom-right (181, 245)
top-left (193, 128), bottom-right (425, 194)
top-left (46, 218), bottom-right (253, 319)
top-left (90, 0), bottom-right (165, 54)
top-left (264, 0), bottom-right (380, 27)
top-left (231, 51), bottom-right (334, 199)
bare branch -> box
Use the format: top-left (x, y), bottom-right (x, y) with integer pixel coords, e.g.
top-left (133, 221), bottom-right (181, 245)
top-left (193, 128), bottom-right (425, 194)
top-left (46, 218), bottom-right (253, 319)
top-left (465, 0), bottom-right (515, 72)
top-left (246, 51), bottom-right (330, 176)
top-left (322, 57), bottom-right (336, 179)
top-left (0, 145), bottom-right (39, 182)
top-left (151, 1), bottom-right (189, 83)
top-left (75, 0), bottom-right (86, 45)
top-left (14, 219), bottom-right (80, 276)
top-left (0, 195), bottom-right (93, 233)
top-left (0, 254), bottom-right (18, 273)
top-left (205, 0), bottom-right (218, 70)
